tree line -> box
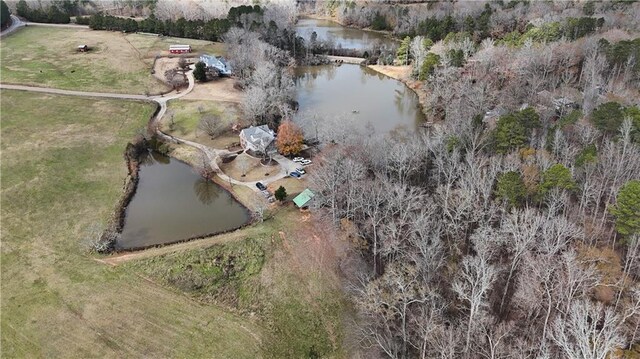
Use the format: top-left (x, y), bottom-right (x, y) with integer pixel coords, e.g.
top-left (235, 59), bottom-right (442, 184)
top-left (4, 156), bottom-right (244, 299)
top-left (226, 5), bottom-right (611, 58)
top-left (15, 0), bottom-right (71, 24)
top-left (1, 0), bottom-right (10, 28)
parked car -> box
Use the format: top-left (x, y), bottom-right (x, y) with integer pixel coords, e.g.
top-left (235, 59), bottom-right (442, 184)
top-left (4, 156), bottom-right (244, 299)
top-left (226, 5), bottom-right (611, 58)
top-left (295, 168), bottom-right (306, 175)
top-left (256, 182), bottom-right (267, 191)
top-left (261, 190), bottom-right (270, 198)
top-left (300, 159), bottom-right (312, 166)
top-left (292, 157), bottom-right (304, 163)
top-left (289, 171), bottom-right (302, 178)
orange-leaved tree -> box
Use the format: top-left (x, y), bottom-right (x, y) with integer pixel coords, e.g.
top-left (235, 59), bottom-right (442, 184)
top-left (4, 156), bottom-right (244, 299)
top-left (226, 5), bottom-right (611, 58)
top-left (276, 120), bottom-right (304, 155)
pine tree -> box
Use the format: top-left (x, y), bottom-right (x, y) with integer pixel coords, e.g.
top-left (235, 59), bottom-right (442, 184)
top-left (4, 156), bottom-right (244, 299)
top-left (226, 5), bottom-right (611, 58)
top-left (275, 186), bottom-right (287, 202)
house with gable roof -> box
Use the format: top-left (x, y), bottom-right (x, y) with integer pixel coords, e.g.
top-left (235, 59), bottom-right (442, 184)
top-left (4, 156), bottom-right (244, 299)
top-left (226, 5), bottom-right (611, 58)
top-left (239, 125), bottom-right (276, 154)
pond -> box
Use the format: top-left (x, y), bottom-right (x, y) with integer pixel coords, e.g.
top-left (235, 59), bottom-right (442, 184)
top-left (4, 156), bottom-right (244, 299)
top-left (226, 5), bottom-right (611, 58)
top-left (116, 152), bottom-right (250, 250)
top-left (296, 17), bottom-right (397, 50)
top-left (294, 64), bottom-right (424, 134)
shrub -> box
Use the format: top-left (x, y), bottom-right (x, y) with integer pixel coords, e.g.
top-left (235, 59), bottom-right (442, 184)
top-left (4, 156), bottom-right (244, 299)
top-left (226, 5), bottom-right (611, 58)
top-left (275, 186), bottom-right (287, 201)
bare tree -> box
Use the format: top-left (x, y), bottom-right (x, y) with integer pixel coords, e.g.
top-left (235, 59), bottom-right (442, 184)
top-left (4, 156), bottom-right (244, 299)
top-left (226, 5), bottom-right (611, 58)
top-left (551, 299), bottom-right (624, 359)
top-left (498, 208), bottom-right (544, 314)
top-left (198, 114), bottom-right (225, 138)
top-left (453, 228), bottom-right (498, 353)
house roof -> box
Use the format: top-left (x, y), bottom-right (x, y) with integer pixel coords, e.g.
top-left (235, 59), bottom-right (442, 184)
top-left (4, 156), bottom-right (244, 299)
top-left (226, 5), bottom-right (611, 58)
top-left (293, 189), bottom-right (315, 208)
top-left (199, 54), bottom-right (232, 75)
top-left (240, 125), bottom-right (275, 150)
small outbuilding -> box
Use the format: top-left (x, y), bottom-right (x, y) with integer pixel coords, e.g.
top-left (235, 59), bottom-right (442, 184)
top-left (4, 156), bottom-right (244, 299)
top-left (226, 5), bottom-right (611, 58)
top-left (293, 189), bottom-right (315, 208)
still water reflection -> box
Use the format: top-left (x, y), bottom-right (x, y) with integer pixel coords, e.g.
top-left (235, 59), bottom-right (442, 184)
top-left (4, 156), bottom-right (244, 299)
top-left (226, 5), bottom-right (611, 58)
top-left (294, 64), bottom-right (424, 134)
top-left (117, 152), bottom-right (249, 250)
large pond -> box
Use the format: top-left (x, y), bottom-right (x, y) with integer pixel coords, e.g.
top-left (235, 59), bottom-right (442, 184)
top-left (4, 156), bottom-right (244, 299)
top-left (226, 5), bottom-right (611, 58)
top-left (116, 152), bottom-right (249, 250)
top-left (296, 17), bottom-right (396, 50)
top-left (294, 64), bottom-right (424, 133)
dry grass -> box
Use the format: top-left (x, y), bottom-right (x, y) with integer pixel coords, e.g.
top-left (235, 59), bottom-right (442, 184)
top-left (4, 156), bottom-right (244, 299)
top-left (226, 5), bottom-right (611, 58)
top-left (220, 153), bottom-right (282, 182)
top-left (0, 27), bottom-right (224, 94)
top-left (183, 77), bottom-right (244, 102)
top-left (0, 90), bottom-right (262, 358)
top-left (162, 99), bottom-right (243, 149)
top-left (268, 177), bottom-right (308, 200)
top-left (368, 64), bottom-right (412, 80)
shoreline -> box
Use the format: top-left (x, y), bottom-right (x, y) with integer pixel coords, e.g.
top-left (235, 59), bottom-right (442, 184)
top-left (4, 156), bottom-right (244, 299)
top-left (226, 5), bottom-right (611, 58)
top-left (299, 13), bottom-right (399, 41)
top-left (367, 64), bottom-right (429, 120)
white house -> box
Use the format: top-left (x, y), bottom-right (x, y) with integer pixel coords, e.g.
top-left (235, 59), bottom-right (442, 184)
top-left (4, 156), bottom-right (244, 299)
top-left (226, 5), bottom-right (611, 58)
top-left (239, 125), bottom-right (275, 153)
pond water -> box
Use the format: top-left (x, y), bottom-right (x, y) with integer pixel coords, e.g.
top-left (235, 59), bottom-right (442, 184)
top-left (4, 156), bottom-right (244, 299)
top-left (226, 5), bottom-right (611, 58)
top-left (296, 18), bottom-right (396, 50)
top-left (116, 152), bottom-right (249, 250)
top-left (294, 64), bottom-right (424, 133)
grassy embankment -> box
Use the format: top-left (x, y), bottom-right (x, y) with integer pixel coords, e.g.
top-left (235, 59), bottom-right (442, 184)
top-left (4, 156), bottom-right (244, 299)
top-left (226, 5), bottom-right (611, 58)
top-left (0, 90), bottom-right (263, 358)
top-left (124, 205), bottom-right (348, 358)
top-left (0, 26), bottom-right (223, 94)
top-left (1, 91), bottom-right (348, 358)
top-left (163, 99), bottom-right (240, 149)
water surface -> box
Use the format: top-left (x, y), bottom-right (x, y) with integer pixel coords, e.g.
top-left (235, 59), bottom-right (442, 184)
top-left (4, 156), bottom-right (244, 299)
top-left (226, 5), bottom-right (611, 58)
top-left (294, 64), bottom-right (424, 133)
top-left (117, 152), bottom-right (249, 250)
top-left (296, 18), bottom-right (396, 50)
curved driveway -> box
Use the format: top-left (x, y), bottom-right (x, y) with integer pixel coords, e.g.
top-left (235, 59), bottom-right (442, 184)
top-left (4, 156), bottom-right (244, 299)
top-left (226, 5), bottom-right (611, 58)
top-left (0, 67), bottom-right (293, 192)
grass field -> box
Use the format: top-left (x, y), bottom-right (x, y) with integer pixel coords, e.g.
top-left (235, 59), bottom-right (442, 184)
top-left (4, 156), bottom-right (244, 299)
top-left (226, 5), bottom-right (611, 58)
top-left (1, 90), bottom-right (349, 357)
top-left (0, 90), bottom-right (263, 358)
top-left (125, 206), bottom-right (348, 358)
top-left (164, 99), bottom-right (242, 148)
top-left (0, 27), bottom-right (224, 94)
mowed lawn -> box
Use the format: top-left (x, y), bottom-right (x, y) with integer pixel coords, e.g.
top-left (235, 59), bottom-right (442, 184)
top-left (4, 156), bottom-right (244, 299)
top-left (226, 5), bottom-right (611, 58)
top-left (163, 99), bottom-right (241, 148)
top-left (0, 27), bottom-right (224, 95)
top-left (0, 90), bottom-right (262, 358)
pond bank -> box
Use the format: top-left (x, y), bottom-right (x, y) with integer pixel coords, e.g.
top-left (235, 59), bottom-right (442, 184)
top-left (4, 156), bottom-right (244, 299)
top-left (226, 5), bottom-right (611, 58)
top-left (367, 64), bottom-right (429, 119)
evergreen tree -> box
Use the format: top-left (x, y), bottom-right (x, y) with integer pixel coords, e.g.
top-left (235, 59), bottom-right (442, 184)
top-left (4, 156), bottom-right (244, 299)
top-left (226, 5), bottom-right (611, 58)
top-left (193, 61), bottom-right (208, 82)
top-left (496, 171), bottom-right (527, 208)
top-left (419, 53), bottom-right (440, 80)
top-left (539, 164), bottom-right (575, 196)
top-left (275, 186), bottom-right (287, 202)
top-left (1, 0), bottom-right (10, 28)
top-left (396, 36), bottom-right (412, 65)
top-left (610, 180), bottom-right (640, 236)
top-left (494, 114), bottom-right (527, 154)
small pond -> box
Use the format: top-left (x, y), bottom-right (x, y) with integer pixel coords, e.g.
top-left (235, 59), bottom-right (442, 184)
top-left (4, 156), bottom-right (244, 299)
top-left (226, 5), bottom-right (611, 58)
top-left (116, 152), bottom-right (250, 250)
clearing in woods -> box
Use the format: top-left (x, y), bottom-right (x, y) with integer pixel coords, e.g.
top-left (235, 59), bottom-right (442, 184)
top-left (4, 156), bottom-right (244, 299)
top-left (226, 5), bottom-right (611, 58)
top-left (0, 26), bottom-right (224, 94)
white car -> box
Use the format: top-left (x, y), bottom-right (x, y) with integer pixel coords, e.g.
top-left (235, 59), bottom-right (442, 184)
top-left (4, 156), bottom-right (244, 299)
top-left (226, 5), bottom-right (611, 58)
top-left (300, 159), bottom-right (312, 166)
top-left (292, 157), bottom-right (304, 163)
top-left (296, 168), bottom-right (306, 175)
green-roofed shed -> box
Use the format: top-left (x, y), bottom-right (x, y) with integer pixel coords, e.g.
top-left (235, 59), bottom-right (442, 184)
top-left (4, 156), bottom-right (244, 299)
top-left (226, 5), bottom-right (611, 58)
top-left (293, 189), bottom-right (315, 208)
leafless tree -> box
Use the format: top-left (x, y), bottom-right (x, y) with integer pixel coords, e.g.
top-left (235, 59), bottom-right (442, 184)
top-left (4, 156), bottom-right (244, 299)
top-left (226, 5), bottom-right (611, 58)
top-left (551, 299), bottom-right (624, 359)
top-left (198, 114), bottom-right (225, 138)
top-left (453, 228), bottom-right (498, 353)
top-left (498, 208), bottom-right (544, 314)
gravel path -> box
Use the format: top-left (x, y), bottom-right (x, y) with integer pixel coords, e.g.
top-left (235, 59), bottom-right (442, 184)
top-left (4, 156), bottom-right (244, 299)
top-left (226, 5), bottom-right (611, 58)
top-left (1, 66), bottom-right (291, 192)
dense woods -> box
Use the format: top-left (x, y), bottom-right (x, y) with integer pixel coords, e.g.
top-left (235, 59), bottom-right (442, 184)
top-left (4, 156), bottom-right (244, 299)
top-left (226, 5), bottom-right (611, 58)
top-left (306, 97), bottom-right (639, 359)
top-left (295, 1), bottom-right (640, 358)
